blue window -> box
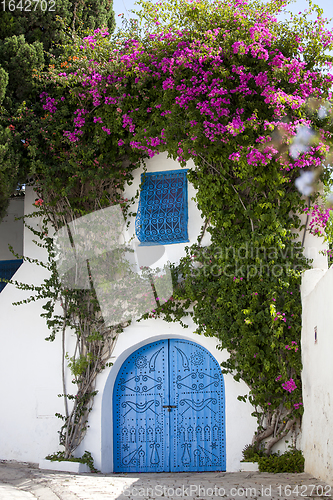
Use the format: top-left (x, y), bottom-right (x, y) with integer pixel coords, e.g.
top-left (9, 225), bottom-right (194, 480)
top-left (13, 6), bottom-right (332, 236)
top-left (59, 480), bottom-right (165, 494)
top-left (0, 259), bottom-right (23, 292)
top-left (135, 169), bottom-right (189, 245)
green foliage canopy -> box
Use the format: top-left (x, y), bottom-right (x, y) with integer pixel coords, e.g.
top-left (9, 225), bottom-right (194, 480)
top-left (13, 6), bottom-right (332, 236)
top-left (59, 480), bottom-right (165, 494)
top-left (0, 0), bottom-right (116, 219)
top-left (0, 0), bottom-right (115, 51)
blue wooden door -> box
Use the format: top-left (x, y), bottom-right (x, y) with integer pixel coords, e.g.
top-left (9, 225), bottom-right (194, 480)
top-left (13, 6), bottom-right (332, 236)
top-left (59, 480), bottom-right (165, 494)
top-left (113, 339), bottom-right (225, 472)
top-left (113, 340), bottom-right (170, 472)
top-left (169, 339), bottom-right (225, 471)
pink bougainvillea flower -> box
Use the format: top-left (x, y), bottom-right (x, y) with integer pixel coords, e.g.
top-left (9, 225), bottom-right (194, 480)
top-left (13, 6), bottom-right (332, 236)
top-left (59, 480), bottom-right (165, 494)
top-left (282, 378), bottom-right (297, 393)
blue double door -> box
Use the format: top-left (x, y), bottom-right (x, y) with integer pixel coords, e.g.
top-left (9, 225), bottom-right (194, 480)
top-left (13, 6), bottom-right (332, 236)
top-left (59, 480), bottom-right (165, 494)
top-left (113, 339), bottom-right (226, 472)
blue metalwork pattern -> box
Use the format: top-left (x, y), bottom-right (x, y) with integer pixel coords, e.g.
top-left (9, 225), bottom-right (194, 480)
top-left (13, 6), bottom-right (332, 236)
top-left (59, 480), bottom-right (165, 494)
top-left (169, 339), bottom-right (226, 472)
top-left (135, 169), bottom-right (189, 246)
top-left (0, 259), bottom-right (23, 292)
top-left (113, 339), bottom-right (226, 472)
top-left (113, 340), bottom-right (170, 472)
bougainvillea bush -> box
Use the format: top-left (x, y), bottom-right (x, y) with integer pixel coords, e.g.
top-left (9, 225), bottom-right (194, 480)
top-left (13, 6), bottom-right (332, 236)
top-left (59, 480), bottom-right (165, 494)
top-left (21, 0), bottom-right (333, 455)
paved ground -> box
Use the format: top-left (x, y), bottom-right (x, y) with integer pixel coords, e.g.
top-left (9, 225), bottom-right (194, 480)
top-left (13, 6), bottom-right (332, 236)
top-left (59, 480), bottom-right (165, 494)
top-left (0, 460), bottom-right (332, 500)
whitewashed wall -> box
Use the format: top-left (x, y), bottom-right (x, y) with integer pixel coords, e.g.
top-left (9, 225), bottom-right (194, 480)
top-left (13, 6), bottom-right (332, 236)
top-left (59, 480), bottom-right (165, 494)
top-left (299, 198), bottom-right (333, 484)
top-left (301, 265), bottom-right (333, 485)
top-left (0, 188), bottom-right (64, 463)
top-left (294, 207), bottom-right (328, 270)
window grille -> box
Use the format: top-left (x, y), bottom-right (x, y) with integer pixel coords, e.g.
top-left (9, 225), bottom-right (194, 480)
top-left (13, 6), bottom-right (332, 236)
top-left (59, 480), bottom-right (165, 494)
top-left (135, 169), bottom-right (189, 245)
top-left (0, 259), bottom-right (23, 292)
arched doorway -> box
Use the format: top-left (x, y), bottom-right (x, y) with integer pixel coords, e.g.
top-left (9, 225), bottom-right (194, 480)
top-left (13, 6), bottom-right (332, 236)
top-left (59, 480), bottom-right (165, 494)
top-left (113, 338), bottom-right (226, 472)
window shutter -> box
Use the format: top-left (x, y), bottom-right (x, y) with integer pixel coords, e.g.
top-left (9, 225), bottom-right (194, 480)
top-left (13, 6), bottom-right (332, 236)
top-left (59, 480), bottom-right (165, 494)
top-left (135, 169), bottom-right (189, 245)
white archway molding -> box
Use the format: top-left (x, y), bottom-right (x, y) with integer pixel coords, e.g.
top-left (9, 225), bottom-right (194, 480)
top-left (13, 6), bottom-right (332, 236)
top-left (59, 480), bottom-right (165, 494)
top-left (77, 317), bottom-right (257, 472)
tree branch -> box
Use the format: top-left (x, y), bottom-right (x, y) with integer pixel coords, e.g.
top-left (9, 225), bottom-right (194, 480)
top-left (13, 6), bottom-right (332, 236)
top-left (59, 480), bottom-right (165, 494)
top-left (265, 418), bottom-right (296, 455)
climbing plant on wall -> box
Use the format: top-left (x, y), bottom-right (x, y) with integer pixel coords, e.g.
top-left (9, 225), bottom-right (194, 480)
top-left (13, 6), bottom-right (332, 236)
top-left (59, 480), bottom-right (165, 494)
top-left (16, 0), bottom-right (333, 457)
top-left (0, 0), bottom-right (116, 221)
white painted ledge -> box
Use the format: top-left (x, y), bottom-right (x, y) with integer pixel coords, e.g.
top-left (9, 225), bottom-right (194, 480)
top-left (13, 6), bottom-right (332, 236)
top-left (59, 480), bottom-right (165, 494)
top-left (39, 459), bottom-right (90, 473)
top-left (240, 462), bottom-right (259, 472)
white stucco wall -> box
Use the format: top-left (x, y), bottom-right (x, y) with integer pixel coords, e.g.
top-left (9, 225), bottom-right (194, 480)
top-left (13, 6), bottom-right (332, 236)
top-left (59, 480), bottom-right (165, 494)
top-left (0, 188), bottom-right (64, 463)
top-left (293, 205), bottom-right (328, 271)
top-left (301, 265), bottom-right (333, 485)
top-left (299, 198), bottom-right (333, 484)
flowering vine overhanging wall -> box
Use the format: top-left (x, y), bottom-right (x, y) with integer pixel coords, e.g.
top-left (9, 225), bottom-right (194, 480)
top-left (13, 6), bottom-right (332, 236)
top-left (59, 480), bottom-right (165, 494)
top-left (15, 0), bottom-right (333, 460)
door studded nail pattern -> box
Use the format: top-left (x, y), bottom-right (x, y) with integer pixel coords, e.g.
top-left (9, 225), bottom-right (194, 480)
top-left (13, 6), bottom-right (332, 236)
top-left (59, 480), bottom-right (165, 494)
top-left (113, 339), bottom-right (225, 472)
